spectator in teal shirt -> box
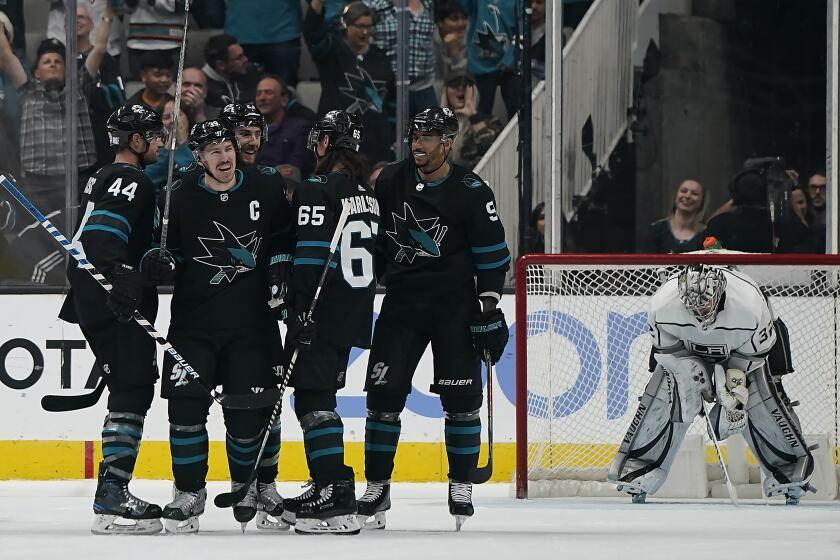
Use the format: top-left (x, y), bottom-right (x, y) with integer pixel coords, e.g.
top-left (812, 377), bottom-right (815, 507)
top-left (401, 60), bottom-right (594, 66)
top-left (458, 0), bottom-right (518, 118)
top-left (225, 0), bottom-right (303, 87)
top-left (145, 98), bottom-right (194, 191)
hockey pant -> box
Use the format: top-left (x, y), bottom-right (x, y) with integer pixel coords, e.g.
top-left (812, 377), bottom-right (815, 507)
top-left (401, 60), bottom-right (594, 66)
top-left (608, 355), bottom-right (712, 496)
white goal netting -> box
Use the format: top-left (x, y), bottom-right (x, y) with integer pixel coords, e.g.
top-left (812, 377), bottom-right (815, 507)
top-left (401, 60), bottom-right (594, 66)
top-left (517, 256), bottom-right (840, 497)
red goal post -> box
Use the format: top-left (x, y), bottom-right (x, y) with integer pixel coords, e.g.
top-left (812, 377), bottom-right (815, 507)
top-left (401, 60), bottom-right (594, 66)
top-left (515, 253), bottom-right (840, 499)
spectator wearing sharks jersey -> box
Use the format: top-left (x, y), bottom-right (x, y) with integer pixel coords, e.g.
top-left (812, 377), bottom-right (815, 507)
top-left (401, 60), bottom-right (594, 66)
top-left (303, 0), bottom-right (395, 163)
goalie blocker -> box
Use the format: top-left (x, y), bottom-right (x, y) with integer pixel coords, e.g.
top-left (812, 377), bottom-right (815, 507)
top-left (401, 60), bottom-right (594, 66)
top-left (610, 265), bottom-right (814, 504)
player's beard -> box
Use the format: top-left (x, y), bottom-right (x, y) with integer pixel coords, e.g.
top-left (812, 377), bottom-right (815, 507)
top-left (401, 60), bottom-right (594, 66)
top-left (415, 146), bottom-right (444, 174)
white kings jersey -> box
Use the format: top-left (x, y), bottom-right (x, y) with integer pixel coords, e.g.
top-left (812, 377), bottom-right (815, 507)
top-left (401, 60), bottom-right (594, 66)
top-left (648, 267), bottom-right (777, 372)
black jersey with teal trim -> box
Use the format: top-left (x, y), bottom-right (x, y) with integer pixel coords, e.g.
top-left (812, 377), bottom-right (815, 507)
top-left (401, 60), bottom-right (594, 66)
top-left (291, 171), bottom-right (379, 348)
top-left (60, 162), bottom-right (159, 325)
top-left (165, 166), bottom-right (295, 330)
top-left (374, 158), bottom-right (510, 300)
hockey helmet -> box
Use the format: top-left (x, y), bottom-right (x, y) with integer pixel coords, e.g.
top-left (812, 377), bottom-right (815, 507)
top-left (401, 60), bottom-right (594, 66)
top-left (188, 119), bottom-right (236, 156)
top-left (107, 104), bottom-right (165, 151)
top-left (406, 107), bottom-right (459, 143)
top-left (220, 102), bottom-right (268, 144)
top-left (307, 110), bottom-right (363, 153)
top-left (677, 264), bottom-right (727, 327)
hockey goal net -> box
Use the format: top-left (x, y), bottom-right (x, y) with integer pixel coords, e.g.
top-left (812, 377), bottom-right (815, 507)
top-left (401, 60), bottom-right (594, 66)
top-left (515, 254), bottom-right (840, 498)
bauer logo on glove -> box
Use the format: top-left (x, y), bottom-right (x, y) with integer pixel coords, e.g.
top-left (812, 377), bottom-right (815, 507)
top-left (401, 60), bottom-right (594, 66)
top-left (469, 308), bottom-right (509, 364)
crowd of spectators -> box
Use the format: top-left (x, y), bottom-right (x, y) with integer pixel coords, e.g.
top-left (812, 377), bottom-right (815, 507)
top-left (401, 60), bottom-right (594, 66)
top-left (639, 165), bottom-right (828, 255)
top-left (2, 1), bottom-right (829, 285)
top-left (0, 0), bottom-right (541, 285)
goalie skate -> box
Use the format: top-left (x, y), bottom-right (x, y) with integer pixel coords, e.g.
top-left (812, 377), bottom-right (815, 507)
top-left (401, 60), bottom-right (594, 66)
top-left (449, 480), bottom-right (474, 532)
top-left (255, 482), bottom-right (290, 531)
top-left (91, 463), bottom-right (162, 535)
top-left (162, 486), bottom-right (206, 534)
top-left (356, 480), bottom-right (390, 530)
top-left (294, 480), bottom-right (360, 536)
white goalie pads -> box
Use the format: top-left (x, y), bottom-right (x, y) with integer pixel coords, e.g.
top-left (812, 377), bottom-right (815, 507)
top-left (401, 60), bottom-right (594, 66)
top-left (608, 355), bottom-right (712, 496)
top-left (740, 365), bottom-right (815, 500)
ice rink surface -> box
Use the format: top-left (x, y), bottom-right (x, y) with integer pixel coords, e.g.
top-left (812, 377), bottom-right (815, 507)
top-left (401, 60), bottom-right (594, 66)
top-left (1, 481), bottom-right (838, 560)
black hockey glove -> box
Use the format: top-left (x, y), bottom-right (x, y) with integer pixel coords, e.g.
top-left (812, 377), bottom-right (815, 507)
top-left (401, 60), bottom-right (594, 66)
top-left (106, 264), bottom-right (145, 322)
top-left (267, 258), bottom-right (292, 321)
top-left (469, 308), bottom-right (509, 365)
top-left (286, 311), bottom-right (317, 350)
top-left (139, 248), bottom-right (176, 286)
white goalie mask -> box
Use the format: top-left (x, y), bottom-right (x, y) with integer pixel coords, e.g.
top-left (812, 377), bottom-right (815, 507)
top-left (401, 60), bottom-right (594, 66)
top-left (677, 265), bottom-right (727, 327)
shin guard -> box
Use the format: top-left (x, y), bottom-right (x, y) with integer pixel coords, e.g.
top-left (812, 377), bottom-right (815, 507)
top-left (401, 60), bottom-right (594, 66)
top-left (169, 423), bottom-right (209, 492)
top-left (258, 416), bottom-right (282, 484)
top-left (364, 410), bottom-right (401, 482)
top-left (101, 412), bottom-right (145, 480)
top-left (226, 431), bottom-right (262, 483)
top-left (301, 411), bottom-right (353, 482)
top-left (444, 409), bottom-right (481, 481)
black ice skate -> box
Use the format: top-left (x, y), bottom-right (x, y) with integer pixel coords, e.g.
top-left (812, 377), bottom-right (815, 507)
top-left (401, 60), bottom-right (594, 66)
top-left (91, 463), bottom-right (162, 535)
top-left (256, 481), bottom-right (290, 531)
top-left (294, 480), bottom-right (361, 535)
top-left (448, 480), bottom-right (474, 532)
top-left (356, 480), bottom-right (390, 530)
top-left (281, 480), bottom-right (316, 525)
top-left (232, 480), bottom-right (258, 531)
top-left (162, 485), bottom-right (207, 534)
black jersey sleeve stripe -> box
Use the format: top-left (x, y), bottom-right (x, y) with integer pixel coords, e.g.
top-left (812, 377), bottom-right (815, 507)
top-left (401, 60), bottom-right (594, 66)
top-left (293, 257), bottom-right (338, 269)
top-left (89, 210), bottom-right (132, 232)
top-left (82, 224), bottom-right (129, 243)
top-left (471, 242), bottom-right (508, 254)
top-left (475, 255), bottom-right (512, 270)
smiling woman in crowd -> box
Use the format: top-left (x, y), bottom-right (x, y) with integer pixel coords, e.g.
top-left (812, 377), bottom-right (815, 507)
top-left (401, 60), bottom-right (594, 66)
top-left (641, 179), bottom-right (707, 253)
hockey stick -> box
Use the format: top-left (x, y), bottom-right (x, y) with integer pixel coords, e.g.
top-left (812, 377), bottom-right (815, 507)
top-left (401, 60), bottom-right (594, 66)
top-left (0, 173), bottom-right (280, 411)
top-left (158, 0), bottom-right (191, 252)
top-left (701, 400), bottom-right (739, 506)
top-left (41, 377), bottom-right (107, 412)
top-left (215, 201), bottom-right (352, 509)
top-left (470, 352), bottom-right (494, 484)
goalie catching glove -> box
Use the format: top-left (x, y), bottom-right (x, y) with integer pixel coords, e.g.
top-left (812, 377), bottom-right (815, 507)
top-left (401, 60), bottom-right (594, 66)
top-left (469, 308), bottom-right (508, 364)
top-left (714, 364), bottom-right (749, 410)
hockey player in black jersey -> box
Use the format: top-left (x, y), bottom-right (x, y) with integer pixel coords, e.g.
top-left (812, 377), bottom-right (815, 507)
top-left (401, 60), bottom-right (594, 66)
top-left (172, 102), bottom-right (273, 203)
top-left (357, 108), bottom-right (510, 530)
top-left (221, 102), bottom-right (268, 169)
top-left (58, 104), bottom-right (168, 535)
top-left (157, 120), bottom-right (295, 534)
top-left (216, 101), bottom-right (291, 529)
top-left (280, 110), bottom-right (378, 535)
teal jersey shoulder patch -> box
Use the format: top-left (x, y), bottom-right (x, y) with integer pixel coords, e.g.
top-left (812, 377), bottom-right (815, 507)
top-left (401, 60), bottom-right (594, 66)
top-left (462, 174), bottom-right (485, 189)
top-left (178, 162), bottom-right (199, 173)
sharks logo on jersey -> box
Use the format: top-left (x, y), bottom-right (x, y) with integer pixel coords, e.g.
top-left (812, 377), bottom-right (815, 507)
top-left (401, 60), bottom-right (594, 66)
top-left (386, 202), bottom-right (447, 263)
top-left (194, 221), bottom-right (261, 284)
top-left (339, 67), bottom-right (387, 114)
top-left (474, 4), bottom-right (509, 60)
